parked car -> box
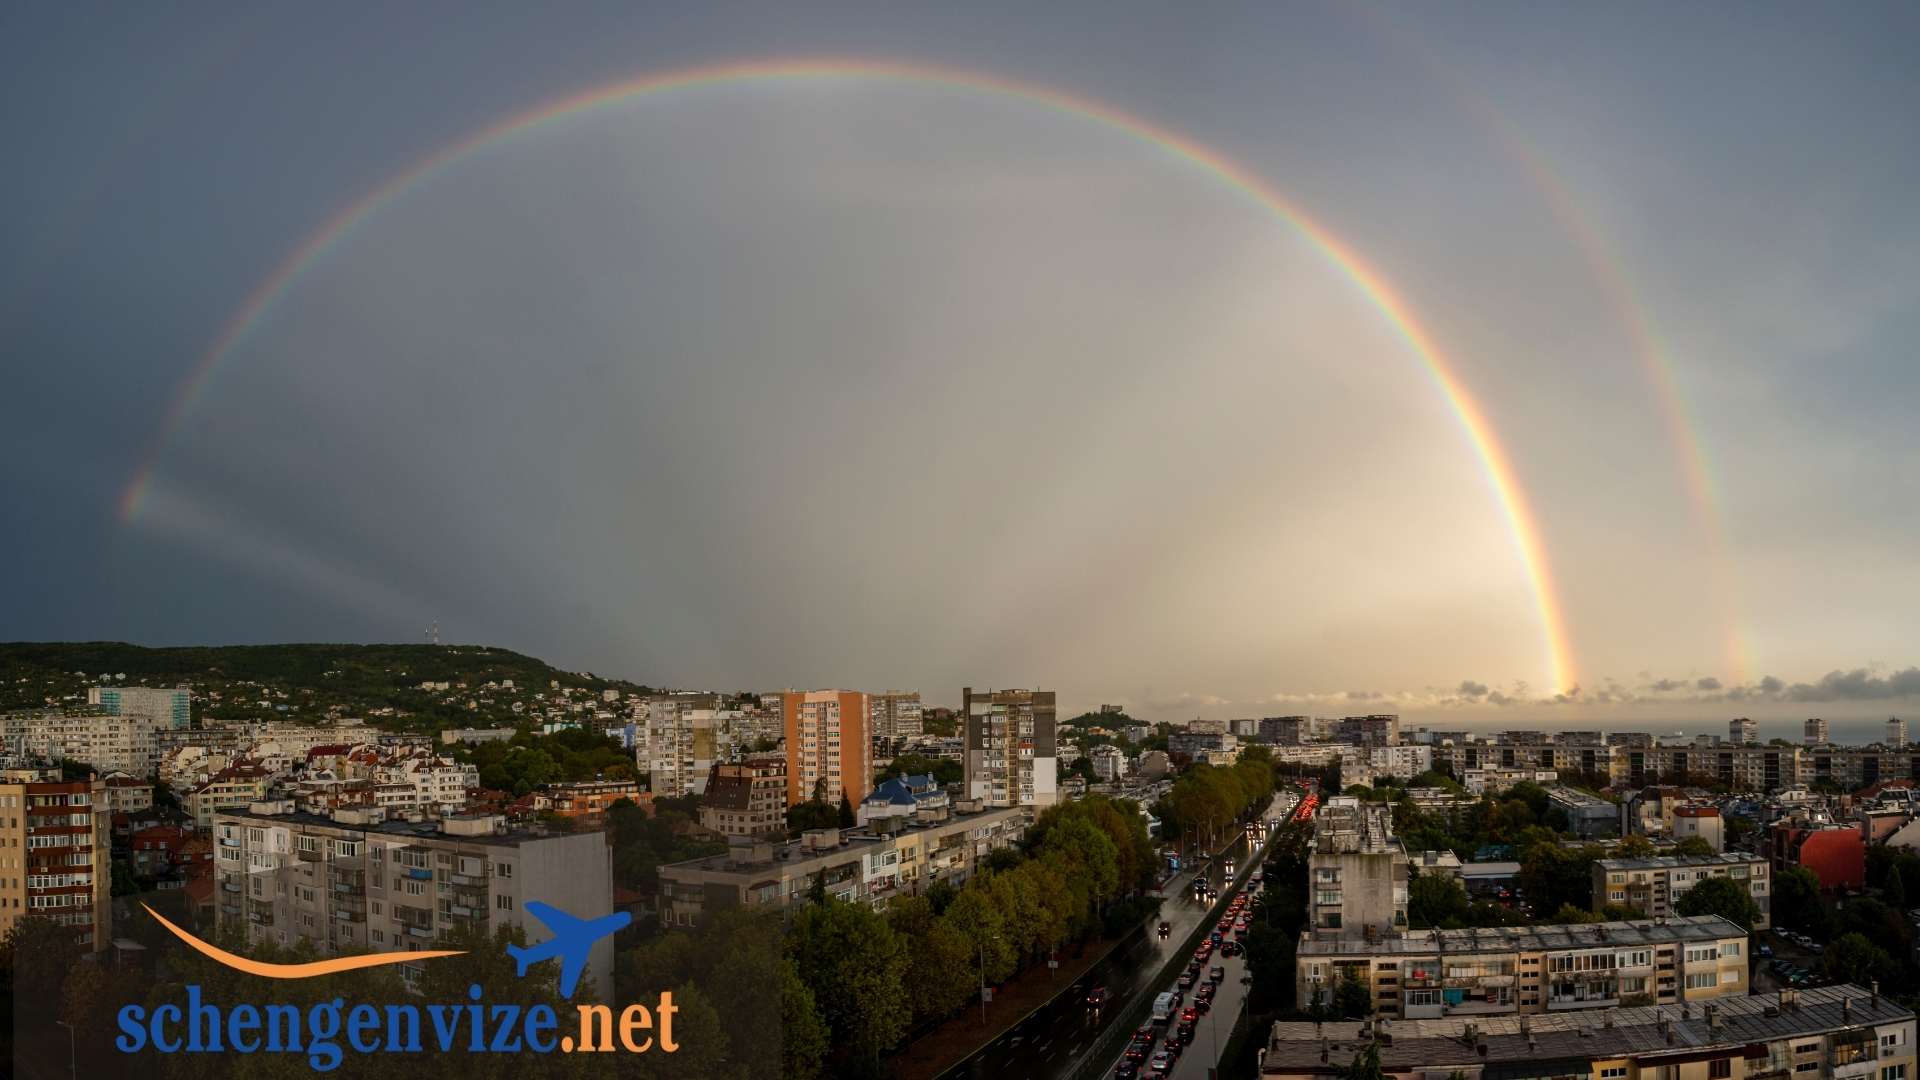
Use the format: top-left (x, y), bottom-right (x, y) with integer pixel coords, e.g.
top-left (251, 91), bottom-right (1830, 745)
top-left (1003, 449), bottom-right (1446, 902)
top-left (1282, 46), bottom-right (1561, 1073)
top-left (1758, 944), bottom-right (1773, 958)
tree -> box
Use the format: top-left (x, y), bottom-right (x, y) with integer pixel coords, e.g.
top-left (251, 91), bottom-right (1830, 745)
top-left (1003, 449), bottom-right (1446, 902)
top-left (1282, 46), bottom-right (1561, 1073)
top-left (1774, 866), bottom-right (1830, 935)
top-left (785, 898), bottom-right (911, 1062)
top-left (1672, 836), bottom-right (1716, 858)
top-left (887, 896), bottom-right (973, 1024)
top-left (1824, 932), bottom-right (1895, 988)
top-left (1408, 872), bottom-right (1472, 930)
top-left (782, 957), bottom-right (831, 1080)
top-left (1334, 975), bottom-right (1372, 1019)
top-left (1887, 865), bottom-right (1910, 911)
top-left (1674, 876), bottom-right (1762, 931)
top-left (1342, 1039), bottom-right (1387, 1080)
top-left (1615, 834), bottom-right (1657, 858)
top-left (838, 792), bottom-right (856, 829)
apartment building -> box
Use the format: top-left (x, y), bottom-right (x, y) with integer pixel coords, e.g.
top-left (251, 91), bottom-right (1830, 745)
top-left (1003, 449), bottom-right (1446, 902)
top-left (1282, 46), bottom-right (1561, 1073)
top-left (0, 770), bottom-right (112, 951)
top-left (658, 802), bottom-right (1028, 928)
top-left (1731, 717), bottom-right (1759, 746)
top-left (869, 692), bottom-right (924, 740)
top-left (89, 684), bottom-right (192, 729)
top-left (1464, 767), bottom-right (1560, 795)
top-left (1296, 915), bottom-right (1750, 1020)
top-left (1550, 786), bottom-right (1620, 839)
top-left (186, 765), bottom-right (276, 828)
top-left (642, 694), bottom-right (739, 798)
top-left (1807, 719), bottom-right (1831, 746)
top-left (1594, 854), bottom-right (1771, 929)
top-left (1672, 806), bottom-right (1726, 852)
top-left (213, 804), bottom-right (615, 1001)
top-left (3, 710), bottom-right (159, 777)
top-left (699, 756), bottom-right (788, 837)
top-left (783, 690), bottom-right (870, 808)
top-left (1310, 796), bottom-right (1410, 935)
top-left (1261, 716), bottom-right (1312, 746)
top-left (103, 772), bottom-right (156, 816)
top-left (1892, 718), bottom-right (1908, 751)
top-left (1337, 715), bottom-right (1402, 747)
top-left (963, 687), bottom-right (1058, 809)
top-left (1259, 985), bottom-right (1915, 1080)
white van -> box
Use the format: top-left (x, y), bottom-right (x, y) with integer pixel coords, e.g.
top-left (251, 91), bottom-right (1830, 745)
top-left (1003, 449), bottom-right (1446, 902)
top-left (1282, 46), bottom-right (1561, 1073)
top-left (1151, 991), bottom-right (1176, 1024)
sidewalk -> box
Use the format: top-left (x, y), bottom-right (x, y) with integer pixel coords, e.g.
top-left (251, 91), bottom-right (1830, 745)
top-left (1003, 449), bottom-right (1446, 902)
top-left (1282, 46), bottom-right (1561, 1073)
top-left (890, 934), bottom-right (1128, 1080)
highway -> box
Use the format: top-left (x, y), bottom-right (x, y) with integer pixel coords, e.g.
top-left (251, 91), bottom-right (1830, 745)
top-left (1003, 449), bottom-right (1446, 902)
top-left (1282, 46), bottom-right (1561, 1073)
top-left (939, 790), bottom-right (1297, 1080)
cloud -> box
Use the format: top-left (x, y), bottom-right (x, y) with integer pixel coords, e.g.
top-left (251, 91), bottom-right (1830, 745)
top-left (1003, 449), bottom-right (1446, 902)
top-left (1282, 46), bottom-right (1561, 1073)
top-left (1457, 680), bottom-right (1490, 699)
top-left (1759, 676), bottom-right (1786, 693)
top-left (1651, 678), bottom-right (1686, 692)
top-left (1696, 677), bottom-right (1722, 691)
top-left (1784, 667), bottom-right (1920, 702)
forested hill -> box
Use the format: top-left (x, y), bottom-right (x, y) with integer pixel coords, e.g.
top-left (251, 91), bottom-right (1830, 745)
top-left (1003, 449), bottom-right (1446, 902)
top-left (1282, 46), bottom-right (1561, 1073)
top-left (0, 641), bottom-right (657, 730)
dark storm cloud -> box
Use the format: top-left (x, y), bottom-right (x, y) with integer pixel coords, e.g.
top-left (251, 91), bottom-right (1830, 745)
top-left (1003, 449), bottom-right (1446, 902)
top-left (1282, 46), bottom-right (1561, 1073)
top-left (1785, 667), bottom-right (1920, 702)
top-left (1696, 677), bottom-right (1722, 691)
top-left (1457, 680), bottom-right (1490, 699)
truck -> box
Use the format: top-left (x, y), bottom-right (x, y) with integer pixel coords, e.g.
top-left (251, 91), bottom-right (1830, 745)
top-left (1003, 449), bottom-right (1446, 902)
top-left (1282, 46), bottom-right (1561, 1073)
top-left (1151, 991), bottom-right (1176, 1025)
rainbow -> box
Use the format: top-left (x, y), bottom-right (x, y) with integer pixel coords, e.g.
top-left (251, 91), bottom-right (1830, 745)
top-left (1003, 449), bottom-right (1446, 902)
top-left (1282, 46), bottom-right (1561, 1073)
top-left (1344, 7), bottom-right (1750, 683)
top-left (116, 57), bottom-right (1578, 692)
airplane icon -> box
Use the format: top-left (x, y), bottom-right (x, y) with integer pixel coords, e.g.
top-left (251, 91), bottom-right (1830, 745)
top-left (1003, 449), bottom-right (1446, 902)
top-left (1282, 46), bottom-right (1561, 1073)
top-left (507, 901), bottom-right (631, 999)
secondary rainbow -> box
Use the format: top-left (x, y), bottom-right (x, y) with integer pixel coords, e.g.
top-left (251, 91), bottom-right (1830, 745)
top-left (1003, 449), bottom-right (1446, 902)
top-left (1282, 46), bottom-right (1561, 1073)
top-left (116, 57), bottom-right (1578, 692)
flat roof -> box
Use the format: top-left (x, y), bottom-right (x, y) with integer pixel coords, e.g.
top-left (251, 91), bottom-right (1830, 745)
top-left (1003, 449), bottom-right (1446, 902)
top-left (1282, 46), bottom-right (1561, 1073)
top-left (211, 806), bottom-right (577, 847)
top-left (1297, 914), bottom-right (1743, 957)
top-left (1596, 853), bottom-right (1766, 871)
top-left (1262, 986), bottom-right (1909, 1072)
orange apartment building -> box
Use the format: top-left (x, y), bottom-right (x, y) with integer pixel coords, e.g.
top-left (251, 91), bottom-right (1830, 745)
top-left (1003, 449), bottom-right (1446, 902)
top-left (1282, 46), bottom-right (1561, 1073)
top-left (783, 690), bottom-right (870, 808)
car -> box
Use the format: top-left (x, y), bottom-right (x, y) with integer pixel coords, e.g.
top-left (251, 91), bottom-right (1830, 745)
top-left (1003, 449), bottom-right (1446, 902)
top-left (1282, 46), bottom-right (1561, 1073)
top-left (1181, 1007), bottom-right (1199, 1024)
top-left (1149, 1051), bottom-right (1174, 1075)
top-left (1211, 966), bottom-right (1227, 983)
top-left (1758, 944), bottom-right (1773, 958)
top-left (1125, 1042), bottom-right (1150, 1062)
top-left (1158, 921), bottom-right (1171, 938)
top-left (1809, 943), bottom-right (1825, 954)
top-left (1163, 1033), bottom-right (1184, 1054)
top-left (1178, 1020), bottom-right (1196, 1040)
top-left (1112, 1063), bottom-right (1140, 1080)
top-left (1209, 931), bottom-right (1224, 944)
top-left (1087, 987), bottom-right (1110, 1008)
top-left (1194, 995), bottom-right (1212, 1014)
top-left (1220, 940), bottom-right (1241, 957)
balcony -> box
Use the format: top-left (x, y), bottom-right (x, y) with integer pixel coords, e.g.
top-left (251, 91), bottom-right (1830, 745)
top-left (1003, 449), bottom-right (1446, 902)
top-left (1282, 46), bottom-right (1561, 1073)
top-left (405, 868), bottom-right (433, 881)
top-left (407, 926), bottom-right (435, 939)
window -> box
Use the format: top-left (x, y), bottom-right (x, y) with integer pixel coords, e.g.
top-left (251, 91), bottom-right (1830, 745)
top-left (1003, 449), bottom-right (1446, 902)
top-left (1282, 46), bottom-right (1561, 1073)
top-left (1795, 1065), bottom-right (1820, 1074)
top-left (1883, 1067), bottom-right (1907, 1080)
top-left (496, 894), bottom-right (514, 910)
top-left (1723, 942), bottom-right (1741, 957)
top-left (1722, 970), bottom-right (1740, 984)
top-left (1711, 1060), bottom-right (1732, 1079)
top-left (1602, 1068), bottom-right (1628, 1079)
top-left (1884, 1034), bottom-right (1905, 1052)
top-left (1686, 972), bottom-right (1717, 989)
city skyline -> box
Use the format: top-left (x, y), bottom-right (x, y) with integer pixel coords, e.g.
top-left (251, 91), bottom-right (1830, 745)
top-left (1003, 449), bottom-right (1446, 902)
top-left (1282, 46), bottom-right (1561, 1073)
top-left (4, 5), bottom-right (1917, 723)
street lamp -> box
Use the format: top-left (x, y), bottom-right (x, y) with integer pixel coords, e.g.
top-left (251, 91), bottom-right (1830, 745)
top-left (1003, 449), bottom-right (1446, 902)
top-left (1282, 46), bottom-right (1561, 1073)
top-left (54, 1020), bottom-right (76, 1080)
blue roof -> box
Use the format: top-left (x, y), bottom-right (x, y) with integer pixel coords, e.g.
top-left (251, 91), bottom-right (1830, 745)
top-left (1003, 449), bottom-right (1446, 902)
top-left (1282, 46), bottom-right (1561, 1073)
top-left (863, 774), bottom-right (939, 806)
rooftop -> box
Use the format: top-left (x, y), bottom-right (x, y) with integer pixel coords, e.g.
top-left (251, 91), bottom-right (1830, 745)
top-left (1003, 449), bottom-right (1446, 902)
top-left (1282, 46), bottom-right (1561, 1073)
top-left (211, 805), bottom-right (585, 847)
top-left (1261, 986), bottom-right (1909, 1073)
top-left (1297, 914), bottom-right (1744, 957)
top-left (1596, 852), bottom-right (1766, 872)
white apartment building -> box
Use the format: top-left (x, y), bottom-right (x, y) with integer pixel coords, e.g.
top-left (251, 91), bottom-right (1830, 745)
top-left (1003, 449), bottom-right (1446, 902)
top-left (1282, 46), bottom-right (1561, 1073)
top-left (869, 692), bottom-right (925, 740)
top-left (641, 696), bottom-right (742, 798)
top-left (214, 804), bottom-right (616, 1002)
top-left (3, 711), bottom-right (159, 777)
top-left (1297, 915), bottom-right (1750, 1019)
top-left (1593, 853), bottom-right (1771, 929)
top-left (963, 688), bottom-right (1058, 809)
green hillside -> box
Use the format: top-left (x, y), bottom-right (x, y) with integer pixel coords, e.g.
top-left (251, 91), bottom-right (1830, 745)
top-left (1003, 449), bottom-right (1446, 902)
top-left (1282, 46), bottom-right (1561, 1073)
top-left (0, 641), bottom-right (656, 731)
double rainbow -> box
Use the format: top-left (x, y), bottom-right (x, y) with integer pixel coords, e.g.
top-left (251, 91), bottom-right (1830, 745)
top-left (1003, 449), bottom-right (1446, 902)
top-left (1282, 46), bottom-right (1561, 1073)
top-left (116, 58), bottom-right (1578, 693)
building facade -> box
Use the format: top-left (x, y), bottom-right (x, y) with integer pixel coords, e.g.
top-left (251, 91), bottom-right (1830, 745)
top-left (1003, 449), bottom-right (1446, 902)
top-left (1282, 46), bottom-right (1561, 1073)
top-left (783, 690), bottom-right (871, 808)
top-left (213, 805), bottom-right (616, 1002)
top-left (1593, 854), bottom-right (1771, 929)
top-left (1296, 915), bottom-right (1751, 1020)
top-left (700, 756), bottom-right (788, 837)
top-left (963, 687), bottom-right (1058, 809)
top-left (0, 770), bottom-right (112, 951)
top-left (89, 684), bottom-right (192, 729)
top-left (1259, 986), bottom-right (1914, 1080)
top-left (869, 692), bottom-right (924, 740)
top-left (658, 803), bottom-right (1028, 928)
top-left (1807, 718), bottom-right (1831, 746)
top-left (1311, 796), bottom-right (1410, 935)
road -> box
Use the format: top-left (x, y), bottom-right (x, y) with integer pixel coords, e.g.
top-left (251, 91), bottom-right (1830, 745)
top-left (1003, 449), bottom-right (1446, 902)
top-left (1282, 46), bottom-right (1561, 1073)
top-left (940, 791), bottom-right (1294, 1080)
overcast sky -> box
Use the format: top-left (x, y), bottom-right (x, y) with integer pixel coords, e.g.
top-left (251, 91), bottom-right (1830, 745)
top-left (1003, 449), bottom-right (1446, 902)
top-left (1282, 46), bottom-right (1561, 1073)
top-left (3, 3), bottom-right (1916, 724)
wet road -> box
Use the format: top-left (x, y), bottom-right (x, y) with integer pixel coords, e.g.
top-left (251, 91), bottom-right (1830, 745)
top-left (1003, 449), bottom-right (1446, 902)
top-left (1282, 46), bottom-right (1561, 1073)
top-left (940, 792), bottom-right (1293, 1080)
